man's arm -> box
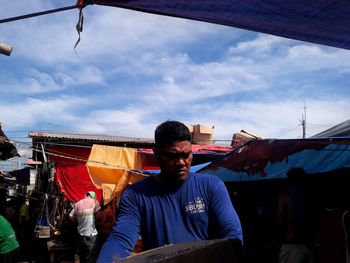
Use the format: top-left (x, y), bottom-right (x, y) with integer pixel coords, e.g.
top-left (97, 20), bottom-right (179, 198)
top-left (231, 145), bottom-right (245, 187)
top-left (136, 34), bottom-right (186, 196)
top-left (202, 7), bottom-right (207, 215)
top-left (97, 188), bottom-right (141, 262)
top-left (68, 205), bottom-right (76, 221)
top-left (209, 179), bottom-right (243, 242)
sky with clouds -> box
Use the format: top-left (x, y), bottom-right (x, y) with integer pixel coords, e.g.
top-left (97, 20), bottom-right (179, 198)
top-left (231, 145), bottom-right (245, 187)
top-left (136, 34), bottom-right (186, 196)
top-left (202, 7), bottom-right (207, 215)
top-left (1, 0), bottom-right (350, 148)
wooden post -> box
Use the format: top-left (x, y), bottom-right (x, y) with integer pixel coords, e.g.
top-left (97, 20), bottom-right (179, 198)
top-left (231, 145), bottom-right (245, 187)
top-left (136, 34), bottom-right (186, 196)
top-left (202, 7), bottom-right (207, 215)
top-left (0, 42), bottom-right (13, 56)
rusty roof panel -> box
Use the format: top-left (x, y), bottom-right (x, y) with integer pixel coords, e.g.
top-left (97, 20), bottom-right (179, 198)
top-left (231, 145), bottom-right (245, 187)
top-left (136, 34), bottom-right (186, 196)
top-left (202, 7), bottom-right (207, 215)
top-left (28, 131), bottom-right (154, 144)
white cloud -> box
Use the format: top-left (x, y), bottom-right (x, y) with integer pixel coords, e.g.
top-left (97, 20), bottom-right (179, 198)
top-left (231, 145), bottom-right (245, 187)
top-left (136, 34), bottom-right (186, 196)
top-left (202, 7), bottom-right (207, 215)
top-left (228, 34), bottom-right (290, 57)
top-left (1, 4), bottom-right (230, 64)
top-left (177, 97), bottom-right (350, 140)
top-left (73, 109), bottom-right (155, 138)
top-left (0, 66), bottom-right (104, 94)
top-left (0, 96), bottom-right (91, 130)
top-left (76, 6), bottom-right (230, 57)
top-left (228, 34), bottom-right (350, 74)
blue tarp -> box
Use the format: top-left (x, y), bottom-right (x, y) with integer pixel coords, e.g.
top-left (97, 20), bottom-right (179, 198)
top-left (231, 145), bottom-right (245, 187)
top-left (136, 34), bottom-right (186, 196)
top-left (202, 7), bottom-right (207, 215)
top-left (91, 0), bottom-right (350, 50)
top-left (198, 138), bottom-right (350, 182)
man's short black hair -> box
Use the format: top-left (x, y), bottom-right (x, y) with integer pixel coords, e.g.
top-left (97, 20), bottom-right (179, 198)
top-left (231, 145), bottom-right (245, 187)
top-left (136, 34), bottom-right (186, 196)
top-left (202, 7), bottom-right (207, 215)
top-left (155, 120), bottom-right (192, 147)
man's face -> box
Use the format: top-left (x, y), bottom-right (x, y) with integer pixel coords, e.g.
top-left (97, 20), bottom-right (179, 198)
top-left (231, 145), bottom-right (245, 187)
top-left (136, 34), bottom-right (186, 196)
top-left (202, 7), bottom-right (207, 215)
top-left (154, 140), bottom-right (193, 183)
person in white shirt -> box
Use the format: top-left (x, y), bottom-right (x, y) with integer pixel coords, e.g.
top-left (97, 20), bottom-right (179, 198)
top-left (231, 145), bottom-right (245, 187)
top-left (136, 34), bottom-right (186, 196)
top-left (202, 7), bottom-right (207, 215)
top-left (69, 191), bottom-right (101, 263)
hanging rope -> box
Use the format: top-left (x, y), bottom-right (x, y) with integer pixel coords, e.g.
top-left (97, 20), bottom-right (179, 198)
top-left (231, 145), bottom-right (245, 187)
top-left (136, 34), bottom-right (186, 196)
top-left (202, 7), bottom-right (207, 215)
top-left (0, 5), bottom-right (79, 24)
top-left (74, 7), bottom-right (84, 49)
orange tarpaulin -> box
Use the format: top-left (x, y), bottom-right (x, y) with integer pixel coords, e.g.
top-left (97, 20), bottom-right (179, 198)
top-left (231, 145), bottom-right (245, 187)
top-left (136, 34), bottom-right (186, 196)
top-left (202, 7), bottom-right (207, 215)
top-left (86, 145), bottom-right (147, 204)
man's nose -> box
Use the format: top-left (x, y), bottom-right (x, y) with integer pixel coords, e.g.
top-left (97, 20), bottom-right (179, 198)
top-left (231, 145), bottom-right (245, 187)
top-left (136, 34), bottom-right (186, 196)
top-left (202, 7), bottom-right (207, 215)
top-left (176, 157), bottom-right (186, 165)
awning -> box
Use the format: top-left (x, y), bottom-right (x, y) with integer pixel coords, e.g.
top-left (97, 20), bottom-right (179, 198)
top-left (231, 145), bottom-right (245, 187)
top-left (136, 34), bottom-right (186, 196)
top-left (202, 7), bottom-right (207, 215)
top-left (84, 0), bottom-right (350, 50)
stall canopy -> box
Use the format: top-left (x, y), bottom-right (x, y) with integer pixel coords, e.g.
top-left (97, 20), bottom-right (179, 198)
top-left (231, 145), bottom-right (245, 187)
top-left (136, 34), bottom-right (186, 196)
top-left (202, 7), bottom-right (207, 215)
top-left (311, 119), bottom-right (350, 138)
top-left (198, 138), bottom-right (350, 182)
top-left (82, 0), bottom-right (350, 50)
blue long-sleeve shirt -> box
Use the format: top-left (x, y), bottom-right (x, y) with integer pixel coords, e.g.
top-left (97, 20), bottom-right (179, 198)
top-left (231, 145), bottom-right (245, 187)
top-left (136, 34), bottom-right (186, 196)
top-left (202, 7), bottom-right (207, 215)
top-left (97, 173), bottom-right (242, 262)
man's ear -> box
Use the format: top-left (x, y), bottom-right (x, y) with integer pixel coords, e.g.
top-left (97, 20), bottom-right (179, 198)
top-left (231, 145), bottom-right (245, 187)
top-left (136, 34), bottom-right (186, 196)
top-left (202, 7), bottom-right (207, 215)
top-left (153, 147), bottom-right (160, 162)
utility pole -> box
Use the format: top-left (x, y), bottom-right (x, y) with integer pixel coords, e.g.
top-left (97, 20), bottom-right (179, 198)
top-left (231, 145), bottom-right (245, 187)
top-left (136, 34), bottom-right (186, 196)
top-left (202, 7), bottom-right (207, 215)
top-left (300, 102), bottom-right (307, 138)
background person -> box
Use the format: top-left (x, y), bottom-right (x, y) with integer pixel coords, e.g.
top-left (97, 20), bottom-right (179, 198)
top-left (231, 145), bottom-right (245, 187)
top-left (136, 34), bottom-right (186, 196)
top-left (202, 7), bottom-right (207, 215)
top-left (96, 200), bottom-right (115, 252)
top-left (97, 120), bottom-right (243, 262)
top-left (0, 214), bottom-right (19, 263)
top-left (69, 191), bottom-right (101, 263)
top-left (276, 168), bottom-right (317, 263)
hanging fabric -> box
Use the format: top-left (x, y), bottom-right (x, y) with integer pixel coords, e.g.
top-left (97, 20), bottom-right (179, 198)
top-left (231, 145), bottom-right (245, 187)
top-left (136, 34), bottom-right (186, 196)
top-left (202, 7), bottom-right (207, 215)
top-left (34, 194), bottom-right (51, 238)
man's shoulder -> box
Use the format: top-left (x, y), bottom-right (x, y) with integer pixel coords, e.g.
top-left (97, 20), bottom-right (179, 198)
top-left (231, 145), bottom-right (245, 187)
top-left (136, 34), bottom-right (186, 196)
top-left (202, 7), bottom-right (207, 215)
top-left (73, 199), bottom-right (83, 207)
top-left (127, 175), bottom-right (156, 192)
top-left (191, 172), bottom-right (221, 183)
top-left (132, 174), bottom-right (155, 185)
top-left (187, 173), bottom-right (223, 191)
top-left (75, 197), bottom-right (96, 209)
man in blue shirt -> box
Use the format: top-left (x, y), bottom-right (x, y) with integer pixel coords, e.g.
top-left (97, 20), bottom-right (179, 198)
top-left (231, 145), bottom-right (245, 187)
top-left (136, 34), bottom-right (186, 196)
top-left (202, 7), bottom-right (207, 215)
top-left (97, 120), bottom-right (243, 262)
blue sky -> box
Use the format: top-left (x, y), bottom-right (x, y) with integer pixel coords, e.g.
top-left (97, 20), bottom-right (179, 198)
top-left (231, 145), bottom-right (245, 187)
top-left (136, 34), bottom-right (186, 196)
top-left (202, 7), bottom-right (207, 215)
top-left (1, 0), bottom-right (350, 148)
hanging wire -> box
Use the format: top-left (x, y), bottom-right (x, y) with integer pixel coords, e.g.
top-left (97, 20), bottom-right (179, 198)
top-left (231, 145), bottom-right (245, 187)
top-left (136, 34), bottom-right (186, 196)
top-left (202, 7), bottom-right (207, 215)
top-left (0, 177), bottom-right (57, 200)
top-left (3, 134), bottom-right (350, 174)
top-left (2, 135), bottom-right (145, 169)
top-left (0, 186), bottom-right (39, 201)
top-left (275, 125), bottom-right (301, 139)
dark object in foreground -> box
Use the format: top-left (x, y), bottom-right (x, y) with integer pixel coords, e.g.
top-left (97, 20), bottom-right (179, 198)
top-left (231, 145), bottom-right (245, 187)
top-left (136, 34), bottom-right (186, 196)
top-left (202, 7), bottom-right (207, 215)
top-left (0, 125), bottom-right (18, 160)
top-left (121, 238), bottom-right (247, 263)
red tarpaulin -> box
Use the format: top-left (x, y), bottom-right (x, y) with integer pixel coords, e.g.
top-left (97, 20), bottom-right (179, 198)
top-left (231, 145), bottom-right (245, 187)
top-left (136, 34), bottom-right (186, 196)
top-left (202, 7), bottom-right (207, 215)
top-left (49, 145), bottom-right (103, 202)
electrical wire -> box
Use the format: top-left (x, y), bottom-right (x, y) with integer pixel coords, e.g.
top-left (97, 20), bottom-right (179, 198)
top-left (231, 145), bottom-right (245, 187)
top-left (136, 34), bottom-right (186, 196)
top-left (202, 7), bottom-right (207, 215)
top-left (0, 186), bottom-right (38, 201)
top-left (4, 134), bottom-right (350, 168)
top-left (275, 125), bottom-right (301, 139)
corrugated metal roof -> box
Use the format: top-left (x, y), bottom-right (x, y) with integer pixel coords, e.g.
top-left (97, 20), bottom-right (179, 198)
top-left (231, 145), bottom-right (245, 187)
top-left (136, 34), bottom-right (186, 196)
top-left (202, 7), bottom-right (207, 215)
top-left (28, 131), bottom-right (154, 144)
